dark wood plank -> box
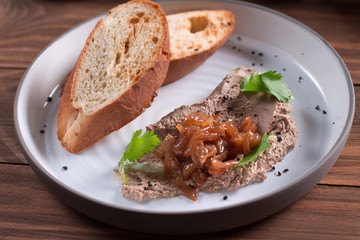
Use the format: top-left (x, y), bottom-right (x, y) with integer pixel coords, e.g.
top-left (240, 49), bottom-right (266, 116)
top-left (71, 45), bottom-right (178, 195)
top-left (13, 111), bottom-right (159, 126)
top-left (321, 146), bottom-right (360, 186)
top-left (0, 164), bottom-right (359, 239)
top-left (0, 0), bottom-right (123, 68)
top-left (0, 69), bottom-right (27, 164)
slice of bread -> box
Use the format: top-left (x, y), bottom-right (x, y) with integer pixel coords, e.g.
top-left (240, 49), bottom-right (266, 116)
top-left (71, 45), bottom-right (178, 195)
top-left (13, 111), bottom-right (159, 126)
top-left (163, 9), bottom-right (235, 85)
top-left (57, 0), bottom-right (170, 153)
top-left (121, 67), bottom-right (298, 201)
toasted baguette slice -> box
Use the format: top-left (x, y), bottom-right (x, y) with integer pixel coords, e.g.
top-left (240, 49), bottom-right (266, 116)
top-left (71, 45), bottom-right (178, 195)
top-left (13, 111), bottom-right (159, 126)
top-left (121, 67), bottom-right (298, 201)
top-left (57, 0), bottom-right (170, 153)
top-left (163, 9), bottom-right (235, 85)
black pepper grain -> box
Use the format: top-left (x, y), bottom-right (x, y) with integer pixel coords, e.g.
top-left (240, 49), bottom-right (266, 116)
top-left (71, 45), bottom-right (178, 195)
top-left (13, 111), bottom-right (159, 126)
top-left (315, 105), bottom-right (321, 111)
top-left (259, 52), bottom-right (264, 56)
top-left (323, 110), bottom-right (327, 114)
top-left (227, 106), bottom-right (234, 111)
top-left (223, 195), bottom-right (228, 200)
top-left (232, 46), bottom-right (236, 50)
top-left (283, 168), bottom-right (289, 173)
top-left (251, 50), bottom-right (255, 54)
top-left (283, 68), bottom-right (286, 71)
top-left (40, 130), bottom-right (45, 134)
top-left (275, 171), bottom-right (282, 176)
top-left (227, 22), bottom-right (231, 26)
top-left (194, 48), bottom-right (198, 51)
top-left (46, 97), bottom-right (52, 102)
top-left (62, 166), bottom-right (68, 171)
top-left (215, 110), bottom-right (221, 115)
top-left (189, 184), bottom-right (196, 189)
top-left (147, 181), bottom-right (152, 187)
top-left (237, 36), bottom-right (241, 41)
top-left (252, 63), bottom-right (255, 66)
top-left (277, 136), bottom-right (282, 142)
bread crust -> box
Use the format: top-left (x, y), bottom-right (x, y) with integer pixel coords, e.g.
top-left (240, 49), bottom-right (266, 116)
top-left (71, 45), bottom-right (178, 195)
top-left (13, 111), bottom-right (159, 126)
top-left (163, 10), bottom-right (235, 85)
top-left (164, 41), bottom-right (225, 85)
top-left (57, 0), bottom-right (170, 153)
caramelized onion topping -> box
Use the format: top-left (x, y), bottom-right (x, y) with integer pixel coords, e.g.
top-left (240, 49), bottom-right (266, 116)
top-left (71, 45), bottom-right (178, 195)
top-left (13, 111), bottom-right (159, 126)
top-left (157, 112), bottom-right (261, 201)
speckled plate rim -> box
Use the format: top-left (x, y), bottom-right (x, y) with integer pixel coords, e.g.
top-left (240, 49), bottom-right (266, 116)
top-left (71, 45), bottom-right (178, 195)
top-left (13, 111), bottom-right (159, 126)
top-left (14, 0), bottom-right (354, 217)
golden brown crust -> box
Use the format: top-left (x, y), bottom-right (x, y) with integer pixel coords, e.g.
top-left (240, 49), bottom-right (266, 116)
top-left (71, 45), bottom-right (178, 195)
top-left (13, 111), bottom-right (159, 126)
top-left (164, 42), bottom-right (224, 85)
top-left (57, 70), bottom-right (75, 142)
top-left (163, 10), bottom-right (235, 85)
top-left (57, 0), bottom-right (170, 153)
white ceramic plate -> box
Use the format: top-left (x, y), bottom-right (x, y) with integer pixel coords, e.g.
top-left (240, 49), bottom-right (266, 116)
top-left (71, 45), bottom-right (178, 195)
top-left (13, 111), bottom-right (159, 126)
top-left (14, 0), bottom-right (354, 234)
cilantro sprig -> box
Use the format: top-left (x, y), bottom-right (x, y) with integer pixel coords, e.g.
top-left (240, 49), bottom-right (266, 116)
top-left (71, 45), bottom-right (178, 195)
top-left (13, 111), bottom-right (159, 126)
top-left (240, 70), bottom-right (294, 103)
top-left (119, 129), bottom-right (160, 184)
top-left (234, 134), bottom-right (273, 167)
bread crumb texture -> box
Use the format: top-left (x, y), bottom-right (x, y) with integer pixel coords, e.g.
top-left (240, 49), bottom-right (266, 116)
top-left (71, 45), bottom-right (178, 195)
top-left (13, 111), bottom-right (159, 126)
top-left (167, 10), bottom-right (234, 59)
top-left (73, 1), bottom-right (167, 113)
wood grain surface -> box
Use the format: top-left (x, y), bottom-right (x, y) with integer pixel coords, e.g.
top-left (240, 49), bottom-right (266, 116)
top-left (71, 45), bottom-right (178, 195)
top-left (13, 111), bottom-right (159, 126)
top-left (0, 0), bottom-right (359, 239)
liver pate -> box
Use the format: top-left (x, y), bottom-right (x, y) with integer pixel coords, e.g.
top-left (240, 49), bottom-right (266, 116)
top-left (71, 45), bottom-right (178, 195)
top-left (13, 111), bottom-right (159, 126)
top-left (121, 66), bottom-right (298, 201)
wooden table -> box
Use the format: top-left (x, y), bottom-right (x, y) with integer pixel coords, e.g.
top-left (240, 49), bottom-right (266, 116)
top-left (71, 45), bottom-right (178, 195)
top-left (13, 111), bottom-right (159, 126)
top-left (1, 0), bottom-right (359, 239)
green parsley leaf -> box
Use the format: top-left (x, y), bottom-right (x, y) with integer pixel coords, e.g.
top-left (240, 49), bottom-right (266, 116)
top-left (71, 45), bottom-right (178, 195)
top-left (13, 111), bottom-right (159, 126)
top-left (234, 134), bottom-right (272, 167)
top-left (119, 129), bottom-right (160, 184)
top-left (240, 70), bottom-right (294, 103)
